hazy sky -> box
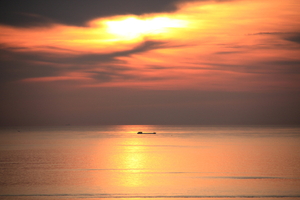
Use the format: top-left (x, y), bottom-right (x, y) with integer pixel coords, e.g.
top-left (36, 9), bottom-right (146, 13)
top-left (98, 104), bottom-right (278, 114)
top-left (0, 0), bottom-right (299, 126)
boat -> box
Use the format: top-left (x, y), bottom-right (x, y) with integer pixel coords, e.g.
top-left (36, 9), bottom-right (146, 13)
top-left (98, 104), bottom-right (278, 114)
top-left (137, 132), bottom-right (156, 134)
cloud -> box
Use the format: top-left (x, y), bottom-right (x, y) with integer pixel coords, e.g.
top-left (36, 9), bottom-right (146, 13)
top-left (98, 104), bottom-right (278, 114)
top-left (0, 0), bottom-right (181, 27)
top-left (214, 51), bottom-right (244, 54)
top-left (0, 40), bottom-right (169, 84)
top-left (249, 32), bottom-right (300, 44)
top-left (0, 45), bottom-right (60, 82)
top-left (71, 40), bottom-right (167, 64)
top-left (259, 60), bottom-right (300, 74)
top-left (284, 33), bottom-right (300, 44)
top-left (0, 12), bottom-right (53, 28)
top-left (0, 0), bottom-right (236, 27)
top-left (248, 32), bottom-right (286, 36)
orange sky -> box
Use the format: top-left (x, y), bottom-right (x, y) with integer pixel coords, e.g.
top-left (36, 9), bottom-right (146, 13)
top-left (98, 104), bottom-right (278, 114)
top-left (1, 0), bottom-right (299, 92)
top-left (0, 0), bottom-right (300, 126)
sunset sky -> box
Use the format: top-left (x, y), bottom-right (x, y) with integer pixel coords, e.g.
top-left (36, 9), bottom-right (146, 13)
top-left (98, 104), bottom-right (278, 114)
top-left (0, 0), bottom-right (300, 126)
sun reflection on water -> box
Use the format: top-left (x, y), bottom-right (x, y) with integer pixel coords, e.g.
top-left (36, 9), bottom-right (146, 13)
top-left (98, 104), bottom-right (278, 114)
top-left (110, 125), bottom-right (158, 188)
top-left (114, 138), bottom-right (149, 187)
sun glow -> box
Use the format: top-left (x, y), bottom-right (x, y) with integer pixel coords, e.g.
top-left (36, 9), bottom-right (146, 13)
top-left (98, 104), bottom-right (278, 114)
top-left (104, 16), bottom-right (186, 40)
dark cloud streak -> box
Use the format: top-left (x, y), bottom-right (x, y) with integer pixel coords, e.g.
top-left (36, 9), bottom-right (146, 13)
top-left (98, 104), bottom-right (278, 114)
top-left (0, 0), bottom-right (181, 27)
top-left (249, 31), bottom-right (300, 45)
top-left (0, 45), bottom-right (59, 82)
top-left (0, 12), bottom-right (53, 28)
top-left (285, 33), bottom-right (300, 44)
top-left (0, 40), bottom-right (168, 83)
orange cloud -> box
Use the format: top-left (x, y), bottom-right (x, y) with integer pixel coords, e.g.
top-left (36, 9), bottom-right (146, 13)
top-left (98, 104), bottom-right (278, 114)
top-left (1, 0), bottom-right (299, 92)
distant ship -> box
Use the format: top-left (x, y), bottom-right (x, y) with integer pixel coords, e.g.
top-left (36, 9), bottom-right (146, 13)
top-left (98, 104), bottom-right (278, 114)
top-left (137, 132), bottom-right (156, 134)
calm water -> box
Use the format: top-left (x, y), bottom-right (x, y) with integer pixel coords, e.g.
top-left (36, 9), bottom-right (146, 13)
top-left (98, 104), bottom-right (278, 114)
top-left (0, 125), bottom-right (300, 200)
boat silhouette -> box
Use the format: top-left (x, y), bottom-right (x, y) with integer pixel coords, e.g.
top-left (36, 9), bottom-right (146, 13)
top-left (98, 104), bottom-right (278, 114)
top-left (137, 132), bottom-right (156, 134)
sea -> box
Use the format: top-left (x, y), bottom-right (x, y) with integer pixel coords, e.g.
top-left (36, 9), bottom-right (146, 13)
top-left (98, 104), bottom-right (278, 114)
top-left (0, 125), bottom-right (299, 200)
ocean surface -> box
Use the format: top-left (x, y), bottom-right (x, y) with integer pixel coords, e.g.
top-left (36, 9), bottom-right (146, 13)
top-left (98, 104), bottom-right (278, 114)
top-left (0, 125), bottom-right (299, 200)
